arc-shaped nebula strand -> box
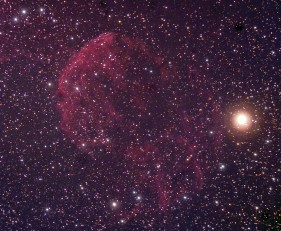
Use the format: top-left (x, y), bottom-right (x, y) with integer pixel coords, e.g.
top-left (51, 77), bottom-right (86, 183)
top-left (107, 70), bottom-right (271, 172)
top-left (58, 32), bottom-right (223, 223)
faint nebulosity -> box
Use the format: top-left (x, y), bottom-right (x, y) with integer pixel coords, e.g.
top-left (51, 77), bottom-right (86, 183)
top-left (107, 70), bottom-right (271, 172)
top-left (0, 1), bottom-right (280, 230)
top-left (58, 32), bottom-right (222, 223)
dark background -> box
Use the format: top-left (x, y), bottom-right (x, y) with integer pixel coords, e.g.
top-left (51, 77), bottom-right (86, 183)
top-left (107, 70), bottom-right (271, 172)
top-left (0, 0), bottom-right (280, 230)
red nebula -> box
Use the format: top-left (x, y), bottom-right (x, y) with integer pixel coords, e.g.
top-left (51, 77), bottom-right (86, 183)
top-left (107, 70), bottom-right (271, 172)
top-left (58, 32), bottom-right (222, 222)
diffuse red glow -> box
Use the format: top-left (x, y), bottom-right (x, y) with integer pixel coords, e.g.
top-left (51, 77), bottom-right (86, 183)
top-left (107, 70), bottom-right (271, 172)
top-left (58, 32), bottom-right (222, 222)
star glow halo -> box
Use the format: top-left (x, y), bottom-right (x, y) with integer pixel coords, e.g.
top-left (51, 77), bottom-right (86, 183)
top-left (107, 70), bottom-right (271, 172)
top-left (232, 111), bottom-right (252, 131)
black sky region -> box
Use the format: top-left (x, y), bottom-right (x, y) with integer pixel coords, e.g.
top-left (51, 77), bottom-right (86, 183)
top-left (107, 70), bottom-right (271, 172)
top-left (0, 0), bottom-right (280, 230)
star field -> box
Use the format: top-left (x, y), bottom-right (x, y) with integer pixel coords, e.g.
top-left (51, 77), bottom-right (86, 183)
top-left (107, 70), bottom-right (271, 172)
top-left (0, 1), bottom-right (280, 230)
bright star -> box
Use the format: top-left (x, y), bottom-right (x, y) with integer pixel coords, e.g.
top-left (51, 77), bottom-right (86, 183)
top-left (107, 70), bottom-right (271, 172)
top-left (233, 111), bottom-right (252, 130)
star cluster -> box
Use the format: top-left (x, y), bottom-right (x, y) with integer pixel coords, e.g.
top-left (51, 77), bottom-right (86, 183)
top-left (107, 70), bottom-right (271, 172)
top-left (0, 1), bottom-right (280, 230)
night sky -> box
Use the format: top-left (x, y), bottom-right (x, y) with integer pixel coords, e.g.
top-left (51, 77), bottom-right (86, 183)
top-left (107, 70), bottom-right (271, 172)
top-left (0, 0), bottom-right (280, 230)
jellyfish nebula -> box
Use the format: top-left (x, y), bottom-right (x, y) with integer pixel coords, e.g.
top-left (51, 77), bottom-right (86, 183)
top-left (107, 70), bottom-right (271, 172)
top-left (58, 32), bottom-right (222, 223)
